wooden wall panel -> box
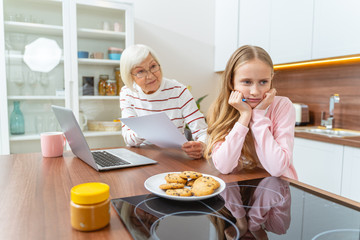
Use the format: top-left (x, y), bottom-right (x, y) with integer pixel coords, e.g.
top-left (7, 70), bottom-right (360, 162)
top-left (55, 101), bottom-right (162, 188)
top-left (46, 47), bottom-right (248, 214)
top-left (273, 63), bottom-right (360, 131)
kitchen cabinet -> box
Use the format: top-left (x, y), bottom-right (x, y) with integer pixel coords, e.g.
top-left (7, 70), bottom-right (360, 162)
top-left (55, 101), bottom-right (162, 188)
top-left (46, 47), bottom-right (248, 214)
top-left (269, 0), bottom-right (314, 64)
top-left (341, 146), bottom-right (360, 202)
top-left (214, 0), bottom-right (314, 70)
top-left (294, 137), bottom-right (360, 202)
top-left (214, 0), bottom-right (238, 72)
top-left (237, 0), bottom-right (271, 54)
top-left (214, 0), bottom-right (271, 71)
top-left (214, 0), bottom-right (360, 71)
top-left (312, 0), bottom-right (360, 59)
top-left (238, 0), bottom-right (314, 64)
top-left (293, 137), bottom-right (343, 195)
top-left (0, 0), bottom-right (133, 154)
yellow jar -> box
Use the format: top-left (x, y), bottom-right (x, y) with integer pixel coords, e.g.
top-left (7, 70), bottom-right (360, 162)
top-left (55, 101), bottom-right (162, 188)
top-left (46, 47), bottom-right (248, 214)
top-left (70, 182), bottom-right (110, 231)
top-left (105, 80), bottom-right (117, 96)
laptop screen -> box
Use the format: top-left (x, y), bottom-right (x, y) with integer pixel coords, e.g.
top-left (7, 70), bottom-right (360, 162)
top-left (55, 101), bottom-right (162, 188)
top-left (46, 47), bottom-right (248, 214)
top-left (51, 105), bottom-right (99, 170)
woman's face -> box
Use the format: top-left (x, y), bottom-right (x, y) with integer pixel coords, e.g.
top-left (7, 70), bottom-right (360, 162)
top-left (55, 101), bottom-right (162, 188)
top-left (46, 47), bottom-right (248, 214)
top-left (233, 59), bottom-right (273, 108)
top-left (131, 54), bottom-right (162, 94)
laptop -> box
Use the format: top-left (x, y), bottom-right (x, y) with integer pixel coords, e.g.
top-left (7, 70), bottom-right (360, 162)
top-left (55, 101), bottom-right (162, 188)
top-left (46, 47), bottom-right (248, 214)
top-left (51, 105), bottom-right (157, 171)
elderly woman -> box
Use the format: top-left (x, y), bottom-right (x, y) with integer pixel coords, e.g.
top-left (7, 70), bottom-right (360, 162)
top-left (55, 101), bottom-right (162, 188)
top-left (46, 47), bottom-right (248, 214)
top-left (119, 44), bottom-right (207, 159)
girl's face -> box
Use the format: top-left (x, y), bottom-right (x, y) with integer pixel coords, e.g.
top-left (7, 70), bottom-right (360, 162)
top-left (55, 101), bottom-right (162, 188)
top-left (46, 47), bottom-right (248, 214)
top-left (233, 59), bottom-right (273, 108)
top-left (131, 54), bottom-right (162, 94)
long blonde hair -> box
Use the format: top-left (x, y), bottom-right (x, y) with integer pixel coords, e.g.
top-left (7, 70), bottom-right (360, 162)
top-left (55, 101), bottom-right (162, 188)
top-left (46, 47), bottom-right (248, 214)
top-left (204, 45), bottom-right (274, 169)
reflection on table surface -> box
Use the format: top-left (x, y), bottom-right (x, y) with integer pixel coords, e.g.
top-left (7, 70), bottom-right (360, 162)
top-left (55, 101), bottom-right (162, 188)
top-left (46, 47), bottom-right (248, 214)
top-left (112, 177), bottom-right (291, 240)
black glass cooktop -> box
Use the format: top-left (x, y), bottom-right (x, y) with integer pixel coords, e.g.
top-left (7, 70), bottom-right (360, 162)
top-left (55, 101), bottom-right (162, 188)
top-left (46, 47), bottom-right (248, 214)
top-left (111, 177), bottom-right (360, 240)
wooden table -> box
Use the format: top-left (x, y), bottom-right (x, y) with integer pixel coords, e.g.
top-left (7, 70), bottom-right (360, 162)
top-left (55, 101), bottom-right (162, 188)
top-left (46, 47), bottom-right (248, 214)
top-left (0, 146), bottom-right (270, 240)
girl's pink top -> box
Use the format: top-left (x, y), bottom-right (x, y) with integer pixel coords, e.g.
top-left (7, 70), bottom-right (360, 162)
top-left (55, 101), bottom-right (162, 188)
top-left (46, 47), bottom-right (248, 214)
top-left (212, 96), bottom-right (298, 180)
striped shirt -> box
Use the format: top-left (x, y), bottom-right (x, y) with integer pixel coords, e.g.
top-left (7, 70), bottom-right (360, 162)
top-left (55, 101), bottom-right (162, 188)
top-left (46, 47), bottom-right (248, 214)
top-left (120, 78), bottom-right (208, 146)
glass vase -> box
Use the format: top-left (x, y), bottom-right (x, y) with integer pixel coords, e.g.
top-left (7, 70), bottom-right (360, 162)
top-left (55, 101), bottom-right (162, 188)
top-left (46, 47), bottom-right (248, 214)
top-left (10, 101), bottom-right (25, 135)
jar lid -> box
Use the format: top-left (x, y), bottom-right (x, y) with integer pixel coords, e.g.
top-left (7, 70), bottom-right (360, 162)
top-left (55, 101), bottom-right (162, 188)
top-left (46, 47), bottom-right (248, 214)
top-left (106, 79), bottom-right (116, 83)
top-left (71, 182), bottom-right (109, 204)
top-left (115, 67), bottom-right (120, 71)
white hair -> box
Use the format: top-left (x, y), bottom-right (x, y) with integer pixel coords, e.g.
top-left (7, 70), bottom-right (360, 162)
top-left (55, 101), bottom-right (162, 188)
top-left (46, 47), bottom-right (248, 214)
top-left (120, 44), bottom-right (162, 90)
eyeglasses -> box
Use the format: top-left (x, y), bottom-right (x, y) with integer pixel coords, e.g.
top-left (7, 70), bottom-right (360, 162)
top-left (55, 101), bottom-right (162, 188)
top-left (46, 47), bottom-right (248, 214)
top-left (131, 64), bottom-right (161, 78)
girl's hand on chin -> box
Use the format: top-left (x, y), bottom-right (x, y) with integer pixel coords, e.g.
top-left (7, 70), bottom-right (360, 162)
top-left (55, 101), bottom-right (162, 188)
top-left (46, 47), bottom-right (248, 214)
top-left (228, 90), bottom-right (252, 114)
top-left (255, 88), bottom-right (277, 110)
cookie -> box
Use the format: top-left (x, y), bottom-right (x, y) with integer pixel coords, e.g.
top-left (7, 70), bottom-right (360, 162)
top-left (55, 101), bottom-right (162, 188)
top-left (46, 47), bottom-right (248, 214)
top-left (191, 181), bottom-right (215, 196)
top-left (165, 188), bottom-right (192, 197)
top-left (159, 183), bottom-right (185, 190)
top-left (179, 171), bottom-right (203, 179)
top-left (165, 173), bottom-right (187, 184)
top-left (186, 179), bottom-right (195, 187)
top-left (194, 176), bottom-right (220, 189)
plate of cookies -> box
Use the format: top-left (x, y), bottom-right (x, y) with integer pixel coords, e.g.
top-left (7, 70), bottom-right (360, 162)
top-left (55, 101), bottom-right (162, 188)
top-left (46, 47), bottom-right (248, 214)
top-left (144, 171), bottom-right (226, 201)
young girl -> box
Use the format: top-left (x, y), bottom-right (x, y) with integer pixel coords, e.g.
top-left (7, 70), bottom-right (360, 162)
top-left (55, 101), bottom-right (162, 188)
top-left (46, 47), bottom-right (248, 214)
top-left (204, 45), bottom-right (298, 180)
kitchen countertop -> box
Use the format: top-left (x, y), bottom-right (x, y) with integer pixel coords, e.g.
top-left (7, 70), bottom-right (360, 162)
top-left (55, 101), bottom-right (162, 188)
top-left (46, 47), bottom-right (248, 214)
top-left (295, 127), bottom-right (360, 148)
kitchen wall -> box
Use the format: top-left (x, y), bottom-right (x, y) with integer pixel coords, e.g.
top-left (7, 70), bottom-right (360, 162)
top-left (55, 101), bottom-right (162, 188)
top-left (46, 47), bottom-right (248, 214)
top-left (132, 0), bottom-right (219, 114)
top-left (274, 62), bottom-right (360, 131)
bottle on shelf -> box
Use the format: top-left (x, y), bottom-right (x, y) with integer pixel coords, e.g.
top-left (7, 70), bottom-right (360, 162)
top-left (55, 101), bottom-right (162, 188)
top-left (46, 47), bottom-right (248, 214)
top-left (10, 101), bottom-right (25, 135)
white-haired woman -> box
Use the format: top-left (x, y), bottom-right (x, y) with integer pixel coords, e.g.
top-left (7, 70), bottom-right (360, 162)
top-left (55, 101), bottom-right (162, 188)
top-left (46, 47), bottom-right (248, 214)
top-left (119, 44), bottom-right (207, 159)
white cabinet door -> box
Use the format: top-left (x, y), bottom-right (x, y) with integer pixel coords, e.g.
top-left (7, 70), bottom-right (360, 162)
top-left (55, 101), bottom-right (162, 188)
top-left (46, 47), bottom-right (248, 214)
top-left (214, 0), bottom-right (270, 72)
top-left (214, 0), bottom-right (360, 72)
top-left (293, 137), bottom-right (344, 195)
top-left (341, 146), bottom-right (360, 202)
top-left (312, 0), bottom-right (360, 59)
top-left (214, 0), bottom-right (239, 72)
top-left (270, 0), bottom-right (314, 64)
top-left (238, 0), bottom-right (271, 54)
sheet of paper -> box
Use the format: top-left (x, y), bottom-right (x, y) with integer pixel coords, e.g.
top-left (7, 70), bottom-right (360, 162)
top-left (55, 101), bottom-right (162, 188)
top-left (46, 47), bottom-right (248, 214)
top-left (120, 112), bottom-right (188, 148)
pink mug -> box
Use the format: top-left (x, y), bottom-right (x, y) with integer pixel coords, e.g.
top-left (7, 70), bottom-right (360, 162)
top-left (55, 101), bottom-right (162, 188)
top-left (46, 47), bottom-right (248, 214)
top-left (40, 132), bottom-right (66, 157)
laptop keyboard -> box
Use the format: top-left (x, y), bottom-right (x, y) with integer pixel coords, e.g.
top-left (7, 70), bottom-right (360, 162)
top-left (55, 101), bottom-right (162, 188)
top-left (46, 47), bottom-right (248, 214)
top-left (92, 151), bottom-right (130, 167)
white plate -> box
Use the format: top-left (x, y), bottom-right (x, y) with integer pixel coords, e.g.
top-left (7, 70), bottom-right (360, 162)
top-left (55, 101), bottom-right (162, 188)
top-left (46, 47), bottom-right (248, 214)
top-left (144, 172), bottom-right (226, 201)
